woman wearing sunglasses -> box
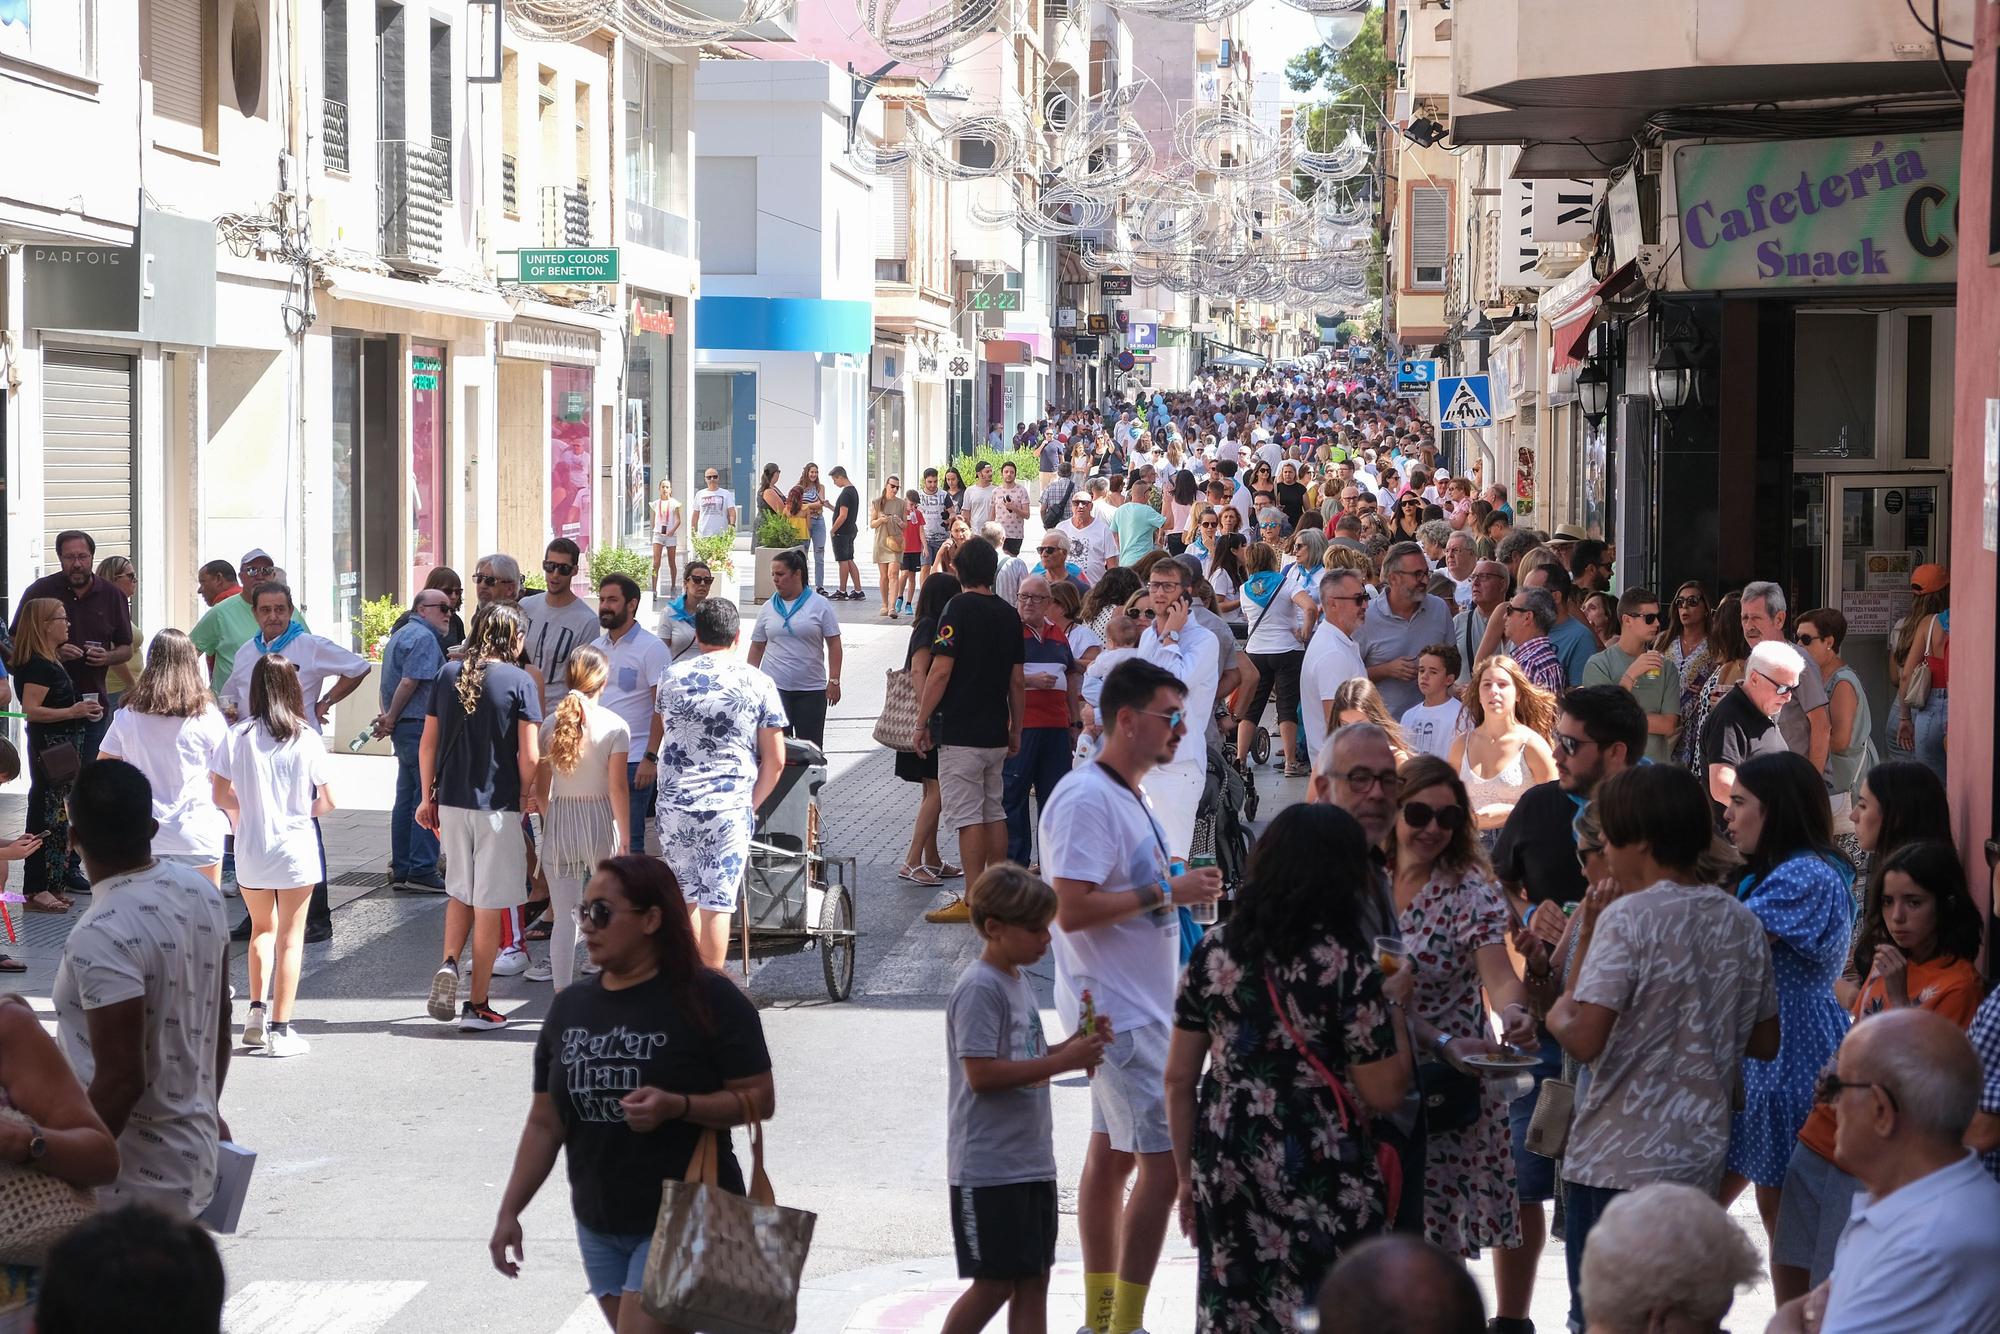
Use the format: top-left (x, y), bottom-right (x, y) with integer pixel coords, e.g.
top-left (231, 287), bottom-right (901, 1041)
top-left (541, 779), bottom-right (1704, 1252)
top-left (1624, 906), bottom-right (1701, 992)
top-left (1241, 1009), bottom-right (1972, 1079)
top-left (1389, 493), bottom-right (1427, 543)
top-left (1654, 582), bottom-right (1713, 764)
top-left (491, 856), bottom-right (775, 1333)
top-left (1384, 754), bottom-right (1538, 1258)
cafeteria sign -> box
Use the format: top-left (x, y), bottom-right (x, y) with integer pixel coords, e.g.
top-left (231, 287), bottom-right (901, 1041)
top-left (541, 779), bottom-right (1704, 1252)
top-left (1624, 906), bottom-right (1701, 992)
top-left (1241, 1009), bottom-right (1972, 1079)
top-left (1673, 132), bottom-right (1959, 290)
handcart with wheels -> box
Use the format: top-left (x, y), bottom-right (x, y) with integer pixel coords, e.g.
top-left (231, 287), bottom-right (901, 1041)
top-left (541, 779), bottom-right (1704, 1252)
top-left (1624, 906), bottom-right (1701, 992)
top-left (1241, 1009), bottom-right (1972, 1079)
top-left (733, 737), bottom-right (857, 1001)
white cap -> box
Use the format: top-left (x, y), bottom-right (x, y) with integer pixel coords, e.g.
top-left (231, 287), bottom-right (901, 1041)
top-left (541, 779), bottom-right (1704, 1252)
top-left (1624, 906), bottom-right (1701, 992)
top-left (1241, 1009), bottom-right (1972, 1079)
top-left (240, 547), bottom-right (273, 569)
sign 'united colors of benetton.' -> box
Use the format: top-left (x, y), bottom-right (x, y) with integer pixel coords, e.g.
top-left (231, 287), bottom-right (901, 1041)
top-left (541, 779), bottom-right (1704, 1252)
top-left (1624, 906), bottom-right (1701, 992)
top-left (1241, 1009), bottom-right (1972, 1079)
top-left (1672, 133), bottom-right (1958, 290)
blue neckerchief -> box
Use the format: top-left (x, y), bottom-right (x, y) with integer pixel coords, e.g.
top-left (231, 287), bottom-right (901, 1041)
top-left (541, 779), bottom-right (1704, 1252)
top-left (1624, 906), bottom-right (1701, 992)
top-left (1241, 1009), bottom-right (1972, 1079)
top-left (669, 594), bottom-right (695, 625)
top-left (255, 623), bottom-right (306, 657)
top-left (771, 590), bottom-right (812, 636)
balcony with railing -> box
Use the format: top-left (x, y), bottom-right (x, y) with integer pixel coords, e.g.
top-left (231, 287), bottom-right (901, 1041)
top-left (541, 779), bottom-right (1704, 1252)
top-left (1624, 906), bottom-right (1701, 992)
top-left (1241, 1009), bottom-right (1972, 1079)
top-left (323, 99), bottom-right (350, 173)
top-left (432, 134), bottom-right (453, 200)
top-left (501, 155), bottom-right (518, 214)
top-left (543, 184), bottom-right (591, 247)
top-left (379, 140), bottom-right (448, 270)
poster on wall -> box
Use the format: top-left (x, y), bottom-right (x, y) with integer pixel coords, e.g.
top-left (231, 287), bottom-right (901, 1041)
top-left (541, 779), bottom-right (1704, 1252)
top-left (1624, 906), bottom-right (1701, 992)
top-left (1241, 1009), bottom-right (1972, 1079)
top-left (1985, 399), bottom-right (1999, 552)
top-left (1842, 589), bottom-right (1910, 636)
top-left (409, 349), bottom-right (445, 595)
top-left (550, 367), bottom-right (594, 549)
top-left (1862, 549), bottom-right (1913, 591)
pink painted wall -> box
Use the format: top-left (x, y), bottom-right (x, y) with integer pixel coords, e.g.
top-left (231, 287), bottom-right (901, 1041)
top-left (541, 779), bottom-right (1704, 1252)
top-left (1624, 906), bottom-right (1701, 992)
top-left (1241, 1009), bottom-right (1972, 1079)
top-left (1947, 2), bottom-right (1997, 918)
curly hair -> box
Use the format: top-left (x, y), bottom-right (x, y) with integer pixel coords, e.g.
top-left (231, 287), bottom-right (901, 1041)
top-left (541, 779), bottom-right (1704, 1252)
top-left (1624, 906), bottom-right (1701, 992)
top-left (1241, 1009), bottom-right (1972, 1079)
top-left (546, 644), bottom-right (609, 776)
top-left (457, 602), bottom-right (526, 716)
top-left (1227, 803), bottom-right (1376, 968)
top-left (1463, 654), bottom-right (1557, 738)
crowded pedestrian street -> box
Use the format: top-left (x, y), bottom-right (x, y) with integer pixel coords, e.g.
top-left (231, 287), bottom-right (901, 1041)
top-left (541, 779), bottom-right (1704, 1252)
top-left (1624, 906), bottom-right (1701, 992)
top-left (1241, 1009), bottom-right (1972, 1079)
top-left (4, 0), bottom-right (2000, 1333)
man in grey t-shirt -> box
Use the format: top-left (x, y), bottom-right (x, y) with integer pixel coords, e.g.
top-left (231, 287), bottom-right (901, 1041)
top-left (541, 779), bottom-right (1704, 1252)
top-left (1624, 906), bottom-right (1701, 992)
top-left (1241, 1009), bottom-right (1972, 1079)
top-left (519, 538), bottom-right (603, 710)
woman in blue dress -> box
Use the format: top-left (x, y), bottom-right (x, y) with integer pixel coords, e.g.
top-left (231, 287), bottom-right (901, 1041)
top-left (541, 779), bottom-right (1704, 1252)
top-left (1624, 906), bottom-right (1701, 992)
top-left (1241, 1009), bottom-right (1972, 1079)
top-left (1719, 751), bottom-right (1853, 1244)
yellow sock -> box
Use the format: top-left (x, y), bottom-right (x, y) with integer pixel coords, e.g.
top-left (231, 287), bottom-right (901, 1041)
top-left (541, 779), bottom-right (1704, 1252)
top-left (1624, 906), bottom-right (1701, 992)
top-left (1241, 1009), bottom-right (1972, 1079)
top-left (1084, 1272), bottom-right (1116, 1334)
top-left (1109, 1278), bottom-right (1150, 1334)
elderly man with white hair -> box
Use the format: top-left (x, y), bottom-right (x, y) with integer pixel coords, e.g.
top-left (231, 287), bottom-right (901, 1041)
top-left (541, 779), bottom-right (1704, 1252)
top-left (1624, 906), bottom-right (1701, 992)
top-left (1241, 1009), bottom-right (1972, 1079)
top-left (1579, 1183), bottom-right (1762, 1333)
top-left (1698, 638), bottom-right (1803, 815)
top-left (1769, 1008), bottom-right (2000, 1333)
top-left (984, 521), bottom-right (1029, 606)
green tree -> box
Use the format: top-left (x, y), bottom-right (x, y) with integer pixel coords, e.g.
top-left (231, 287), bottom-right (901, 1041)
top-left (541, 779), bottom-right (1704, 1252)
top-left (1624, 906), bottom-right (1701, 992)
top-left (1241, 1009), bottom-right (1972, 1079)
top-left (1288, 5), bottom-right (1390, 211)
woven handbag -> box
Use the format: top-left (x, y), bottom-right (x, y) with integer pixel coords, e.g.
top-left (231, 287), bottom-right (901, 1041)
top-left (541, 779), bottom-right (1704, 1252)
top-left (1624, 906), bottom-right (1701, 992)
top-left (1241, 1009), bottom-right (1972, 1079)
top-left (871, 666), bottom-right (920, 754)
top-left (641, 1094), bottom-right (816, 1334)
top-left (1523, 1077), bottom-right (1575, 1159)
top-left (0, 1108), bottom-right (96, 1265)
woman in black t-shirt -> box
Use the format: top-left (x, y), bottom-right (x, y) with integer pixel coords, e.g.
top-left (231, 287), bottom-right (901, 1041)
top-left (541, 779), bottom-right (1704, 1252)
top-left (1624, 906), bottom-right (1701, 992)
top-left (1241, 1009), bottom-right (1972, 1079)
top-left (492, 856), bottom-right (773, 1330)
top-left (895, 575), bottom-right (959, 887)
top-left (11, 599), bottom-right (99, 912)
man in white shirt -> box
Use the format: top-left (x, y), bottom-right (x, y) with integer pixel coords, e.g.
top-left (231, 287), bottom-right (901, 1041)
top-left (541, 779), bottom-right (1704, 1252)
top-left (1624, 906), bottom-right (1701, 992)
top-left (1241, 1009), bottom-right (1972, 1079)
top-left (54, 760), bottom-right (231, 1217)
top-left (519, 538), bottom-right (604, 710)
top-left (593, 573), bottom-right (670, 855)
top-left (1301, 567), bottom-right (1368, 763)
top-left (693, 468), bottom-right (739, 536)
top-left (220, 578), bottom-right (369, 732)
top-left (1054, 492), bottom-right (1119, 584)
top-left (1132, 557), bottom-right (1218, 861)
top-left (1771, 1009), bottom-right (2000, 1334)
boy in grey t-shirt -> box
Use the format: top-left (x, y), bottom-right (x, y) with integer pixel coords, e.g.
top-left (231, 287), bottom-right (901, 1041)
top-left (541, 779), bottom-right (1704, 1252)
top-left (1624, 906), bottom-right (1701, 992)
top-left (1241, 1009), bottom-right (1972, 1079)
top-left (944, 865), bottom-right (1110, 1333)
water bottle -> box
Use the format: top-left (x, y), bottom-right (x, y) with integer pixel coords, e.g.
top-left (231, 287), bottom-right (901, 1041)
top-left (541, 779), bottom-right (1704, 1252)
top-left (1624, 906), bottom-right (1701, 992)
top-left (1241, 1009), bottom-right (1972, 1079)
top-left (1187, 852), bottom-right (1220, 925)
top-left (346, 726), bottom-right (375, 753)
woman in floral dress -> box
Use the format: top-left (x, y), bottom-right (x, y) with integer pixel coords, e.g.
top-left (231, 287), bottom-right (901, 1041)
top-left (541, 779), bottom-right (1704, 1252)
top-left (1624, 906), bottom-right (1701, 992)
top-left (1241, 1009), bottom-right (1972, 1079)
top-left (1656, 580), bottom-right (1714, 767)
top-left (1167, 804), bottom-right (1413, 1333)
top-left (651, 597), bottom-right (787, 972)
top-left (1384, 754), bottom-right (1539, 1257)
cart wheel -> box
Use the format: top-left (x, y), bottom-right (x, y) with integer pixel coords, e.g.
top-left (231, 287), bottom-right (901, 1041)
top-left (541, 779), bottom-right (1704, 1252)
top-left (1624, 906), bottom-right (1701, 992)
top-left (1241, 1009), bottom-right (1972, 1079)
top-left (819, 883), bottom-right (855, 1002)
top-left (1250, 727), bottom-right (1271, 766)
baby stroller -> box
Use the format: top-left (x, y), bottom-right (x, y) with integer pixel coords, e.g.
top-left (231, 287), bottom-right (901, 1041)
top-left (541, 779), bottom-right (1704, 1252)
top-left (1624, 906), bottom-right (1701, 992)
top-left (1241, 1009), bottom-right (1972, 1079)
top-left (1190, 737), bottom-right (1255, 904)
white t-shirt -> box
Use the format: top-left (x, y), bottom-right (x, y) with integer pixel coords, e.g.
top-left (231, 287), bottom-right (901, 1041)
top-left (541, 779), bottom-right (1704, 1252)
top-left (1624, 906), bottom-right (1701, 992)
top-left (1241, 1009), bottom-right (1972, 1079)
top-left (1054, 518), bottom-right (1118, 584)
top-left (542, 698), bottom-right (632, 801)
top-left (592, 622), bottom-right (671, 741)
top-left (520, 593), bottom-right (604, 708)
top-left (694, 487), bottom-right (737, 536)
top-left (1245, 565), bottom-right (1311, 655)
top-left (54, 860), bottom-right (227, 1216)
top-left (1400, 698), bottom-right (1466, 760)
top-left (962, 483), bottom-right (997, 532)
top-left (750, 592), bottom-right (842, 691)
top-left (1299, 619), bottom-right (1365, 759)
top-left (220, 634), bottom-right (369, 733)
top-left (100, 707), bottom-right (232, 859)
top-left (210, 721), bottom-right (330, 888)
top-left (1257, 440), bottom-right (1284, 473)
top-left (1040, 761), bottom-right (1180, 1028)
top-left (1210, 567), bottom-right (1244, 623)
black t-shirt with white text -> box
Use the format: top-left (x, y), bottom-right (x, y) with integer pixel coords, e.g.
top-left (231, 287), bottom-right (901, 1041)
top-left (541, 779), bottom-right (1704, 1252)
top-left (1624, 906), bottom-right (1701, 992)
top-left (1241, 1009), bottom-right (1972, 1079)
top-left (931, 592), bottom-right (1025, 749)
top-left (532, 969), bottom-right (772, 1234)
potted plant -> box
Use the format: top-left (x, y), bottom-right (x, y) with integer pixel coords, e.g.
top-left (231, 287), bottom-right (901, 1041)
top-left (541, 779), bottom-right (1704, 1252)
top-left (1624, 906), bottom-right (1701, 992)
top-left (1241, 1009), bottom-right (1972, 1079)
top-left (753, 507), bottom-right (802, 602)
top-left (690, 531), bottom-right (737, 596)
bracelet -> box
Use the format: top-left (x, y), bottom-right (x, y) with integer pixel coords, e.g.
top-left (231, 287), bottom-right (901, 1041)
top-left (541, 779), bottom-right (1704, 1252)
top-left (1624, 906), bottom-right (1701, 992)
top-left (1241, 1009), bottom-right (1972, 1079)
top-left (675, 1093), bottom-right (692, 1121)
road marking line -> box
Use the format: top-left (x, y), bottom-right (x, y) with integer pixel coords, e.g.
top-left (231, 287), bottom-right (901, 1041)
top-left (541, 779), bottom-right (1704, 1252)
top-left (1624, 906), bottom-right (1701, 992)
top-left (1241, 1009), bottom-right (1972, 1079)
top-left (222, 1279), bottom-right (424, 1333)
top-left (555, 1296), bottom-right (612, 1333)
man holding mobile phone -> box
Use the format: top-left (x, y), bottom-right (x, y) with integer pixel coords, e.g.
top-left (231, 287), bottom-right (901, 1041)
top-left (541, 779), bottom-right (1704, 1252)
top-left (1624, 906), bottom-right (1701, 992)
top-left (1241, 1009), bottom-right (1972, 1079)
top-left (1131, 558), bottom-right (1217, 863)
top-left (1002, 575), bottom-right (1081, 869)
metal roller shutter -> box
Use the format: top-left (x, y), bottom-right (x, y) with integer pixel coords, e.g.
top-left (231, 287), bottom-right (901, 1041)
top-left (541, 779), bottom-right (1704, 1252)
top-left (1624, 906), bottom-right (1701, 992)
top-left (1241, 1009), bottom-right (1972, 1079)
top-left (41, 350), bottom-right (136, 567)
top-left (150, 0), bottom-right (207, 126)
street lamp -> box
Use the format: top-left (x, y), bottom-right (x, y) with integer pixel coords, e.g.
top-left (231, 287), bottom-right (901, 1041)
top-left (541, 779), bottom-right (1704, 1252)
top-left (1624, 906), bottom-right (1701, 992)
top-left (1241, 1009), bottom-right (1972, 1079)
top-left (1576, 360), bottom-right (1609, 424)
top-left (1650, 337), bottom-right (1698, 413)
top-left (1315, 12), bottom-right (1365, 50)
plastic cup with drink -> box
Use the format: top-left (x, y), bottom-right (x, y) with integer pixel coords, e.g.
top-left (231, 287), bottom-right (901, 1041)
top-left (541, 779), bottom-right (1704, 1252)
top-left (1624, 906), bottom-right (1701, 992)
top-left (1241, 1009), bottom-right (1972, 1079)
top-left (1374, 935), bottom-right (1409, 977)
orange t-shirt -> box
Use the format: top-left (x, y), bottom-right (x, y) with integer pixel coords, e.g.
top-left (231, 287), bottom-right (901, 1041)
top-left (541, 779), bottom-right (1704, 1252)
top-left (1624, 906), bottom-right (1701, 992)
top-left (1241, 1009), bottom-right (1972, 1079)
top-left (1797, 954), bottom-right (1984, 1162)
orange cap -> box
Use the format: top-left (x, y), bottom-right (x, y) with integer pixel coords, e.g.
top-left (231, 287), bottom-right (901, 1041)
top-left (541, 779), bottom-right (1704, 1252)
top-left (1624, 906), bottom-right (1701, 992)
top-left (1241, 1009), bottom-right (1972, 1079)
top-left (1910, 563), bottom-right (1948, 595)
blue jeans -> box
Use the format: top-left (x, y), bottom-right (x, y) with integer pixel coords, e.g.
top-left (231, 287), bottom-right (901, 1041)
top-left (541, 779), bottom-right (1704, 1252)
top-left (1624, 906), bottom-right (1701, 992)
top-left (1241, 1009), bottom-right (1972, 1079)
top-left (1003, 727), bottom-right (1073, 865)
top-left (391, 718), bottom-right (440, 881)
top-left (626, 761), bottom-right (656, 856)
top-left (808, 515), bottom-right (827, 587)
top-left (1562, 1181), bottom-right (1624, 1332)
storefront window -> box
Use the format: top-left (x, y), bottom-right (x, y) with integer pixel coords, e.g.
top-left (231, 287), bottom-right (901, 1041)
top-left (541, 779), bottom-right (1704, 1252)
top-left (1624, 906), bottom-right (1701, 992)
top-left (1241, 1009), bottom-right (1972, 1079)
top-left (330, 336), bottom-right (360, 637)
top-left (622, 48), bottom-right (674, 211)
top-left (550, 364), bottom-right (594, 549)
top-left (1794, 312), bottom-right (1877, 461)
top-left (695, 369), bottom-right (756, 501)
top-left (869, 391), bottom-right (904, 492)
top-left (410, 344), bottom-right (445, 597)
top-left (622, 295), bottom-right (674, 550)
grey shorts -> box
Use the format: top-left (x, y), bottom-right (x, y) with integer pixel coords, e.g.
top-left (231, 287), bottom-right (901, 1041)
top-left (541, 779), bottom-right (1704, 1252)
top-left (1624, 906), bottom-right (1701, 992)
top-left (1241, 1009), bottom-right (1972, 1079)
top-left (1090, 1021), bottom-right (1172, 1154)
top-left (939, 745), bottom-right (1007, 830)
top-left (1773, 1141), bottom-right (1859, 1285)
top-left (438, 805), bottom-right (530, 910)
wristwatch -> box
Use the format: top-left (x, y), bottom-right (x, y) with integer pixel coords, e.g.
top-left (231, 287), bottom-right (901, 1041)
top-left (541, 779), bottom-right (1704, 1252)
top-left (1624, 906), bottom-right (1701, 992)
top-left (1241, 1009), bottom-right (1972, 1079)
top-left (643, 751), bottom-right (659, 763)
top-left (1433, 1032), bottom-right (1453, 1056)
top-left (24, 1121), bottom-right (44, 1163)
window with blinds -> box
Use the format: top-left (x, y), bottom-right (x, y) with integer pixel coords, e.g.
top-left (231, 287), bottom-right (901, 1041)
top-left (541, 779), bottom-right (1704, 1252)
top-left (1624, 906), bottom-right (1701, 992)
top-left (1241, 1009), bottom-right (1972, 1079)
top-left (148, 0), bottom-right (214, 147)
top-left (875, 173), bottom-right (908, 262)
top-left (1409, 185), bottom-right (1448, 289)
top-left (429, 19), bottom-right (452, 197)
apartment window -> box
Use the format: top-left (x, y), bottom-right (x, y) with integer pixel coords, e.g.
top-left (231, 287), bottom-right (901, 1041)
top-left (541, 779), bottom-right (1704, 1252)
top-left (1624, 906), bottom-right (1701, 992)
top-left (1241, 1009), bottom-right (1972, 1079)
top-left (875, 260), bottom-right (908, 283)
top-left (697, 157), bottom-right (757, 274)
top-left (146, 0), bottom-right (216, 151)
top-left (377, 2), bottom-right (405, 144)
top-left (1, 0), bottom-right (98, 76)
top-left (500, 49), bottom-right (519, 214)
top-left (323, 0), bottom-right (348, 171)
top-left (429, 19), bottom-right (451, 196)
top-left (622, 47), bottom-right (674, 211)
top-left (574, 79), bottom-right (591, 191)
top-left (876, 171), bottom-right (908, 272)
top-left (1409, 185), bottom-right (1448, 290)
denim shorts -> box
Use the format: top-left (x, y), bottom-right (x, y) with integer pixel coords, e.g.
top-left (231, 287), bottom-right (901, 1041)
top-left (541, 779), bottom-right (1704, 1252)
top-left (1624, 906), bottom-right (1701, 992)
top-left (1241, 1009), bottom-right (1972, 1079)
top-left (576, 1221), bottom-right (652, 1298)
top-left (1773, 1141), bottom-right (1860, 1285)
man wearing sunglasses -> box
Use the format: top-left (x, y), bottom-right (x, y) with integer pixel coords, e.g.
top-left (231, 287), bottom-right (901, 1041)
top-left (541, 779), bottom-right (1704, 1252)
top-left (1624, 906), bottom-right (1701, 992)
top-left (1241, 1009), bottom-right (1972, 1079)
top-left (519, 538), bottom-right (603, 712)
top-left (693, 468), bottom-right (738, 538)
top-left (1300, 568), bottom-right (1367, 765)
top-left (1699, 639), bottom-right (1804, 816)
top-left (1581, 589), bottom-right (1681, 763)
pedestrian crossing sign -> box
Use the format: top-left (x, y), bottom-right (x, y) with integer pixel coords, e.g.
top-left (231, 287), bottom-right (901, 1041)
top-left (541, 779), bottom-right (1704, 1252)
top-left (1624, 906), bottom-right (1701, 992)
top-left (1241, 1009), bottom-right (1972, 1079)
top-left (1436, 374), bottom-right (1494, 430)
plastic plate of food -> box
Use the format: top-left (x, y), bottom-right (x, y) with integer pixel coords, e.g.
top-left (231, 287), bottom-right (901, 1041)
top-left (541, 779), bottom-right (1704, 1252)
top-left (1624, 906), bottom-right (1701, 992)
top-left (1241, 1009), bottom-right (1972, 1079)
top-left (1462, 1052), bottom-right (1541, 1072)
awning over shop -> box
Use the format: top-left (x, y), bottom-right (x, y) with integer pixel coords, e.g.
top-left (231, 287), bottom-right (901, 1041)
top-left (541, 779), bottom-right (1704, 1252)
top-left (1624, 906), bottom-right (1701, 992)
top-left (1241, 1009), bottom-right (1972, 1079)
top-left (323, 270), bottom-right (515, 323)
top-left (1546, 260), bottom-right (1639, 373)
top-left (694, 296), bottom-right (871, 355)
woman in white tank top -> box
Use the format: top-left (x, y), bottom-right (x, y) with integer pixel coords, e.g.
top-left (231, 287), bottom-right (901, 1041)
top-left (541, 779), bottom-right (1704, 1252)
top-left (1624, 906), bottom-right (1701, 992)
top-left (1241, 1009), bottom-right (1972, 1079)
top-left (1448, 655), bottom-right (1558, 846)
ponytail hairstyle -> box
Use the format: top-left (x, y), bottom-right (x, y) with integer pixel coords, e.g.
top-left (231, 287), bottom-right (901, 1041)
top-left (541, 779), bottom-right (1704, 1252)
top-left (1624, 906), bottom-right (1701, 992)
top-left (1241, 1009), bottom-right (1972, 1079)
top-left (457, 602), bottom-right (527, 716)
top-left (547, 644), bottom-right (610, 775)
top-left (249, 655), bottom-right (308, 744)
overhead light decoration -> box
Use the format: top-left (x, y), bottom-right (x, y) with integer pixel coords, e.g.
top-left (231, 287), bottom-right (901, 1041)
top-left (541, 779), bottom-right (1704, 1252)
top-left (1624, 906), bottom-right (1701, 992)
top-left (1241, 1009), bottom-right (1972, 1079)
top-left (1314, 11), bottom-right (1364, 49)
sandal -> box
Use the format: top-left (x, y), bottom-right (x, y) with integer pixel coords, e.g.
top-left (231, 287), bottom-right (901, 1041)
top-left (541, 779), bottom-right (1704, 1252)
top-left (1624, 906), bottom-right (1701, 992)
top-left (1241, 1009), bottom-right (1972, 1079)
top-left (25, 892), bottom-right (68, 914)
top-left (930, 862), bottom-right (964, 879)
top-left (0, 957), bottom-right (21, 974)
top-left (899, 864), bottom-right (943, 887)
top-left (524, 921), bottom-right (552, 942)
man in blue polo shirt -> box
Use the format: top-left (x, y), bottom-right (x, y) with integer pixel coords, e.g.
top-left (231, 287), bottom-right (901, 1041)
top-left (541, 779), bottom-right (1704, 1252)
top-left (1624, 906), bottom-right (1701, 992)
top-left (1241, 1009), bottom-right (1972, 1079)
top-left (1003, 574), bottom-right (1080, 869)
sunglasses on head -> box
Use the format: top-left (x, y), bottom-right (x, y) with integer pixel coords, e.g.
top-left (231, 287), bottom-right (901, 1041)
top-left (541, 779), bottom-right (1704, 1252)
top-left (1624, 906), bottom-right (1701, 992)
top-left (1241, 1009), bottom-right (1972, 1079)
top-left (1400, 800), bottom-right (1466, 832)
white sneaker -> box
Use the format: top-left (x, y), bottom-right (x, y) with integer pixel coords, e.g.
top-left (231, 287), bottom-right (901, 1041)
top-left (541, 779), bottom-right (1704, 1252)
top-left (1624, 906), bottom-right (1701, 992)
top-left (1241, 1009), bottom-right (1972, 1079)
top-left (242, 1006), bottom-right (267, 1048)
top-left (524, 957), bottom-right (553, 982)
top-left (264, 1028), bottom-right (310, 1058)
top-left (492, 945), bottom-right (529, 977)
